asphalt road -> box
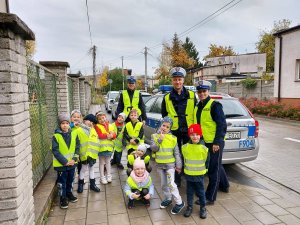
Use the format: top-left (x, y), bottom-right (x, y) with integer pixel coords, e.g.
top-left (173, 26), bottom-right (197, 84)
top-left (242, 116), bottom-right (300, 194)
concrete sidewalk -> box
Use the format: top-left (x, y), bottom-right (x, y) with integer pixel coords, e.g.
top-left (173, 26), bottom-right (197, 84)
top-left (45, 105), bottom-right (300, 225)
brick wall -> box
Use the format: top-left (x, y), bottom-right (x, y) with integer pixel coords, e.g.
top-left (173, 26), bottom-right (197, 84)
top-left (79, 77), bottom-right (86, 115)
top-left (0, 13), bottom-right (35, 225)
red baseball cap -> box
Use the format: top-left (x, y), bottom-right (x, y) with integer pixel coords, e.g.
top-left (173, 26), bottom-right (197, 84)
top-left (188, 124), bottom-right (202, 137)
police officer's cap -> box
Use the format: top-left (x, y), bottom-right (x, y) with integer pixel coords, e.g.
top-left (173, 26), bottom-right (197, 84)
top-left (127, 75), bottom-right (136, 83)
top-left (170, 67), bottom-right (186, 78)
top-left (196, 80), bottom-right (212, 90)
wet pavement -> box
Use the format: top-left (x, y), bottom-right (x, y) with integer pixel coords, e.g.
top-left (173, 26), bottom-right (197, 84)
top-left (46, 106), bottom-right (300, 225)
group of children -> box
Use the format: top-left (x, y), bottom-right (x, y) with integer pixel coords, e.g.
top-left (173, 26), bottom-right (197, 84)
top-left (52, 108), bottom-right (209, 219)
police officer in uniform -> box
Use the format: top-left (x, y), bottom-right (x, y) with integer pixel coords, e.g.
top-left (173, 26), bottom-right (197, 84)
top-left (116, 73), bottom-right (147, 123)
top-left (194, 80), bottom-right (229, 205)
top-left (161, 67), bottom-right (197, 187)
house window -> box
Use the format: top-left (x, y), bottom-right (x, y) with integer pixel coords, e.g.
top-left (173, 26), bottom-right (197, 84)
top-left (297, 59), bottom-right (300, 80)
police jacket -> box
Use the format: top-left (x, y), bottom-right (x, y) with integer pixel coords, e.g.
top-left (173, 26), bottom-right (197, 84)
top-left (116, 89), bottom-right (147, 121)
top-left (161, 86), bottom-right (197, 133)
top-left (52, 128), bottom-right (80, 171)
top-left (195, 96), bottom-right (227, 145)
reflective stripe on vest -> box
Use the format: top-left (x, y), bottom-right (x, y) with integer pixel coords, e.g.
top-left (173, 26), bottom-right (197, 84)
top-left (53, 132), bottom-right (77, 167)
top-left (111, 122), bottom-right (124, 153)
top-left (125, 122), bottom-right (144, 150)
top-left (122, 90), bottom-right (141, 116)
top-left (152, 133), bottom-right (176, 164)
top-left (164, 90), bottom-right (195, 130)
top-left (97, 124), bottom-right (115, 152)
top-left (182, 143), bottom-right (208, 176)
top-left (200, 99), bottom-right (216, 143)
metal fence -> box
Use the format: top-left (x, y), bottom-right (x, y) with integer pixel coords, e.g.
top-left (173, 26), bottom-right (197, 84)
top-left (68, 77), bottom-right (74, 112)
top-left (27, 60), bottom-right (58, 189)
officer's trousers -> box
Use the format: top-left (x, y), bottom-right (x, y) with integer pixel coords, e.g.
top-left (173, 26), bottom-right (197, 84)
top-left (205, 141), bottom-right (229, 202)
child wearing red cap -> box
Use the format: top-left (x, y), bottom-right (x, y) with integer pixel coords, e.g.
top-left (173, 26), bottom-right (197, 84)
top-left (182, 124), bottom-right (209, 219)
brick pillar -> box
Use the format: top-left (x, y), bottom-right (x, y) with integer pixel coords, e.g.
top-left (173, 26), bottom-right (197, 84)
top-left (68, 74), bottom-right (80, 112)
top-left (39, 61), bottom-right (70, 115)
top-left (0, 13), bottom-right (35, 225)
top-left (79, 77), bottom-right (86, 115)
top-left (84, 81), bottom-right (91, 112)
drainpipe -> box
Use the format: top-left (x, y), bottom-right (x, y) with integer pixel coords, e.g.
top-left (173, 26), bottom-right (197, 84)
top-left (278, 36), bottom-right (282, 102)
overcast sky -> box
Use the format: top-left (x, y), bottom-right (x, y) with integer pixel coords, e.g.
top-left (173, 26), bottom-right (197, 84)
top-left (10, 0), bottom-right (300, 77)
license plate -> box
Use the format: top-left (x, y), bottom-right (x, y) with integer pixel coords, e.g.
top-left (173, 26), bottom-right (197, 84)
top-left (239, 139), bottom-right (255, 148)
top-left (226, 131), bottom-right (241, 140)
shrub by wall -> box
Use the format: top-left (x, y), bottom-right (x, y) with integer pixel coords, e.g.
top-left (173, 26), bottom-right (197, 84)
top-left (240, 97), bottom-right (300, 121)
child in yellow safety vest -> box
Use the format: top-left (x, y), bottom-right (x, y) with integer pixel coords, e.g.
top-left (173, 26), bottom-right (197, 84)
top-left (52, 114), bottom-right (80, 209)
top-left (95, 111), bottom-right (116, 184)
top-left (150, 116), bottom-right (185, 215)
top-left (182, 124), bottom-right (209, 219)
top-left (124, 158), bottom-right (154, 209)
top-left (76, 114), bottom-right (101, 193)
top-left (122, 108), bottom-right (144, 156)
top-left (111, 112), bottom-right (126, 170)
top-left (127, 143), bottom-right (152, 176)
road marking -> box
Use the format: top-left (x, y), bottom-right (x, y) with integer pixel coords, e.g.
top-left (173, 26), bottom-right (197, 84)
top-left (284, 137), bottom-right (300, 143)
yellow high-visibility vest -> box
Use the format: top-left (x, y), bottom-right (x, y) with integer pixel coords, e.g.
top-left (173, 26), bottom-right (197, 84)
top-left (125, 122), bottom-right (144, 150)
top-left (96, 124), bottom-right (115, 152)
top-left (164, 90), bottom-right (195, 130)
top-left (151, 133), bottom-right (176, 164)
top-left (182, 143), bottom-right (208, 176)
top-left (123, 90), bottom-right (141, 116)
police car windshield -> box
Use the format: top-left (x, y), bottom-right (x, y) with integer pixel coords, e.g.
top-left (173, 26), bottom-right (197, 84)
top-left (218, 99), bottom-right (249, 118)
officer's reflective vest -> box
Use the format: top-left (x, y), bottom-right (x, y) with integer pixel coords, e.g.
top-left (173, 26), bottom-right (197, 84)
top-left (53, 132), bottom-right (78, 167)
top-left (152, 133), bottom-right (176, 164)
top-left (72, 127), bottom-right (89, 161)
top-left (182, 143), bottom-right (208, 176)
top-left (128, 154), bottom-right (150, 166)
top-left (111, 122), bottom-right (124, 153)
top-left (125, 121), bottom-right (144, 150)
top-left (125, 176), bottom-right (152, 196)
top-left (164, 90), bottom-right (195, 130)
top-left (123, 90), bottom-right (141, 117)
top-left (96, 124), bottom-right (115, 152)
top-left (86, 128), bottom-right (101, 159)
top-left (194, 99), bottom-right (216, 143)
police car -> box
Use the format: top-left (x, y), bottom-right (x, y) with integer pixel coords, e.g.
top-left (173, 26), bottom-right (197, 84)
top-left (143, 93), bottom-right (259, 164)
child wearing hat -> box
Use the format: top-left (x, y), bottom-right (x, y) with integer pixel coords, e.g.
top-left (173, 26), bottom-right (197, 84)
top-left (95, 111), bottom-right (116, 184)
top-left (124, 158), bottom-right (154, 209)
top-left (52, 113), bottom-right (80, 209)
top-left (150, 116), bottom-right (185, 215)
top-left (122, 108), bottom-right (145, 156)
top-left (76, 114), bottom-right (101, 193)
top-left (182, 124), bottom-right (208, 219)
top-left (127, 143), bottom-right (152, 176)
top-left (111, 112), bottom-right (126, 169)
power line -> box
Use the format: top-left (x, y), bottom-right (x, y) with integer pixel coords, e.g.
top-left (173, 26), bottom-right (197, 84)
top-left (85, 0), bottom-right (93, 46)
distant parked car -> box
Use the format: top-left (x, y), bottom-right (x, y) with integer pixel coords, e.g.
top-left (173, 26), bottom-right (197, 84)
top-left (143, 93), bottom-right (260, 164)
top-left (105, 91), bottom-right (119, 113)
top-left (111, 91), bottom-right (152, 119)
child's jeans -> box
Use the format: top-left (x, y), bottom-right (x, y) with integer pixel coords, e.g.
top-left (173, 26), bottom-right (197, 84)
top-left (157, 167), bottom-right (183, 205)
top-left (57, 168), bottom-right (75, 197)
top-left (186, 176), bottom-right (206, 207)
top-left (112, 151), bottom-right (122, 164)
top-left (79, 164), bottom-right (95, 179)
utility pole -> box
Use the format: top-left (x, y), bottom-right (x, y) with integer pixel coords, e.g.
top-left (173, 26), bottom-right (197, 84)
top-left (121, 56), bottom-right (124, 90)
top-left (92, 45), bottom-right (97, 93)
top-left (144, 47), bottom-right (148, 92)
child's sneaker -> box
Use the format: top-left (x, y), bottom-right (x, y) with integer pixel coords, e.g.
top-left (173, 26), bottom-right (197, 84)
top-left (128, 199), bottom-right (134, 209)
top-left (66, 192), bottom-right (78, 203)
top-left (60, 197), bottom-right (69, 209)
top-left (160, 199), bottom-right (172, 208)
top-left (117, 163), bottom-right (124, 170)
top-left (101, 176), bottom-right (108, 184)
top-left (107, 175), bottom-right (112, 183)
top-left (200, 206), bottom-right (207, 219)
top-left (171, 201), bottom-right (185, 215)
top-left (142, 199), bottom-right (150, 207)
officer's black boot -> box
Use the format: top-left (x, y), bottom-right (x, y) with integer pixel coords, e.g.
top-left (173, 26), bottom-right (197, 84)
top-left (90, 178), bottom-right (100, 192)
top-left (77, 179), bottom-right (84, 193)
